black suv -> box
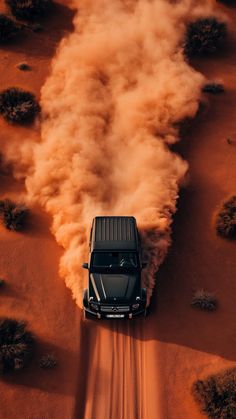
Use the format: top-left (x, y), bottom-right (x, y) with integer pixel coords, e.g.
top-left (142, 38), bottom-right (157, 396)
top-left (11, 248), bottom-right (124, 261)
top-left (82, 216), bottom-right (147, 319)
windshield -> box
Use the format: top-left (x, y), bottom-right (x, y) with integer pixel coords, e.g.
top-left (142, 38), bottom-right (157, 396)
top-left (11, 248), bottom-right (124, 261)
top-left (92, 252), bottom-right (138, 269)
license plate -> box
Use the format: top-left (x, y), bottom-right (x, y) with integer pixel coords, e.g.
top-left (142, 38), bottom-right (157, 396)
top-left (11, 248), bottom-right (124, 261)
top-left (106, 314), bottom-right (125, 318)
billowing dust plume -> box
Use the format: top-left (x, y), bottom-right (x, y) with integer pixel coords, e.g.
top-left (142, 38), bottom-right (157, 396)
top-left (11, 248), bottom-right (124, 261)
top-left (4, 0), bottom-right (218, 305)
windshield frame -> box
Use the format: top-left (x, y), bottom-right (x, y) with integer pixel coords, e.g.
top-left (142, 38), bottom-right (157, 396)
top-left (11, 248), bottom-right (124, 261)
top-left (90, 251), bottom-right (140, 273)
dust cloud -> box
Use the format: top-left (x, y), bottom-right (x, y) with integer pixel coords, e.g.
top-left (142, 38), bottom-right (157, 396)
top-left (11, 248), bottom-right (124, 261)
top-left (3, 1), bottom-right (219, 305)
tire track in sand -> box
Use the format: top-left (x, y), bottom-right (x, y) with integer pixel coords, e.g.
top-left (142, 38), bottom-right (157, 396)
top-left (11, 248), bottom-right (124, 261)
top-left (79, 320), bottom-right (149, 419)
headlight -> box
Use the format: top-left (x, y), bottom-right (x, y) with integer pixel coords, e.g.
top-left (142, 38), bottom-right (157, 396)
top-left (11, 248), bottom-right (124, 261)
top-left (132, 303), bottom-right (140, 310)
top-left (90, 303), bottom-right (99, 311)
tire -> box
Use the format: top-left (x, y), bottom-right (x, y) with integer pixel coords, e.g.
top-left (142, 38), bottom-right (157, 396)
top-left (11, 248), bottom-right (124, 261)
top-left (83, 309), bottom-right (98, 321)
top-left (83, 309), bottom-right (89, 320)
top-left (144, 305), bottom-right (150, 317)
top-left (83, 289), bottom-right (88, 308)
top-left (141, 288), bottom-right (147, 304)
top-left (141, 288), bottom-right (148, 317)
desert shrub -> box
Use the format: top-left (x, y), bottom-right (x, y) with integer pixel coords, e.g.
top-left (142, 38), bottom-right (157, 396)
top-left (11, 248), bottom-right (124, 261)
top-left (0, 199), bottom-right (28, 231)
top-left (184, 18), bottom-right (227, 57)
top-left (0, 318), bottom-right (34, 373)
top-left (6, 0), bottom-right (53, 22)
top-left (202, 83), bottom-right (225, 94)
top-left (0, 87), bottom-right (40, 124)
top-left (193, 368), bottom-right (236, 419)
top-left (0, 14), bottom-right (19, 42)
top-left (40, 353), bottom-right (57, 369)
top-left (191, 290), bottom-right (217, 311)
top-left (216, 196), bottom-right (236, 239)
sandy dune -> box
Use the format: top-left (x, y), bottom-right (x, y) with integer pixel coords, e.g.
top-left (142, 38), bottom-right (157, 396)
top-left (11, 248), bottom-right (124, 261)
top-left (0, 1), bottom-right (235, 419)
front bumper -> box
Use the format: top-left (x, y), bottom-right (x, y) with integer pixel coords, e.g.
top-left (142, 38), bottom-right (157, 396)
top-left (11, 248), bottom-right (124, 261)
top-left (84, 306), bottom-right (146, 319)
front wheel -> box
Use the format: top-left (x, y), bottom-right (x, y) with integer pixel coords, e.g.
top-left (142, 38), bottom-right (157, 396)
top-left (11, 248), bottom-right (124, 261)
top-left (141, 288), bottom-right (147, 305)
top-left (83, 309), bottom-right (89, 320)
top-left (83, 289), bottom-right (88, 308)
top-left (141, 288), bottom-right (148, 317)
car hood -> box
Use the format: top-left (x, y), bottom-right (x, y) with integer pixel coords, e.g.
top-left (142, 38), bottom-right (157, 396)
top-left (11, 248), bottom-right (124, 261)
top-left (90, 273), bottom-right (137, 302)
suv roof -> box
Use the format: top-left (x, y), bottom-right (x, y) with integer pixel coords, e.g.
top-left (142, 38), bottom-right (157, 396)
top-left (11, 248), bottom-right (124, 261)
top-left (91, 216), bottom-right (138, 251)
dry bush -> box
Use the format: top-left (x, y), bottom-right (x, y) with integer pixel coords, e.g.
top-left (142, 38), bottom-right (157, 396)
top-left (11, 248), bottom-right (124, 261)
top-left (202, 83), bottom-right (225, 94)
top-left (0, 199), bottom-right (28, 231)
top-left (193, 368), bottom-right (236, 419)
top-left (0, 87), bottom-right (40, 124)
top-left (0, 14), bottom-right (19, 42)
top-left (184, 18), bottom-right (227, 57)
top-left (191, 290), bottom-right (217, 311)
top-left (0, 318), bottom-right (34, 373)
top-left (40, 353), bottom-right (57, 369)
top-left (6, 0), bottom-right (53, 21)
top-left (216, 196), bottom-right (236, 239)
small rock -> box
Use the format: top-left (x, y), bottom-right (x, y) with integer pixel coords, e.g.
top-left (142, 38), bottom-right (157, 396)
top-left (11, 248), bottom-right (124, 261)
top-left (17, 62), bottom-right (31, 71)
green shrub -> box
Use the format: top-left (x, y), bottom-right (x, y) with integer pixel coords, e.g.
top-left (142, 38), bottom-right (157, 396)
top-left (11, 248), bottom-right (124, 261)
top-left (184, 18), bottom-right (227, 57)
top-left (191, 290), bottom-right (217, 311)
top-left (0, 87), bottom-right (40, 124)
top-left (0, 318), bottom-right (34, 373)
top-left (0, 14), bottom-right (19, 42)
top-left (6, 0), bottom-right (53, 22)
top-left (193, 368), bottom-right (236, 418)
top-left (0, 199), bottom-right (28, 231)
top-left (216, 196), bottom-right (236, 239)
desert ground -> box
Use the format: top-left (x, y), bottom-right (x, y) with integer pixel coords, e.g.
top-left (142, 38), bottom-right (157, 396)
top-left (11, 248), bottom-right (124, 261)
top-left (0, 1), bottom-right (235, 419)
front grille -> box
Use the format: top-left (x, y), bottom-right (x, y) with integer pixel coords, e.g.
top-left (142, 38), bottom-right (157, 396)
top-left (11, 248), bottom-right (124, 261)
top-left (100, 305), bottom-right (130, 313)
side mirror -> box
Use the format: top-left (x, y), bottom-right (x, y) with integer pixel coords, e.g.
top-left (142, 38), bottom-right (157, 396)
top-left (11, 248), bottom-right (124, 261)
top-left (142, 262), bottom-right (147, 269)
top-left (82, 263), bottom-right (89, 269)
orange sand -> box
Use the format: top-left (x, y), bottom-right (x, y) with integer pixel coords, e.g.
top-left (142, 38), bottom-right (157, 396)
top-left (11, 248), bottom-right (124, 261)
top-left (0, 1), bottom-right (235, 418)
